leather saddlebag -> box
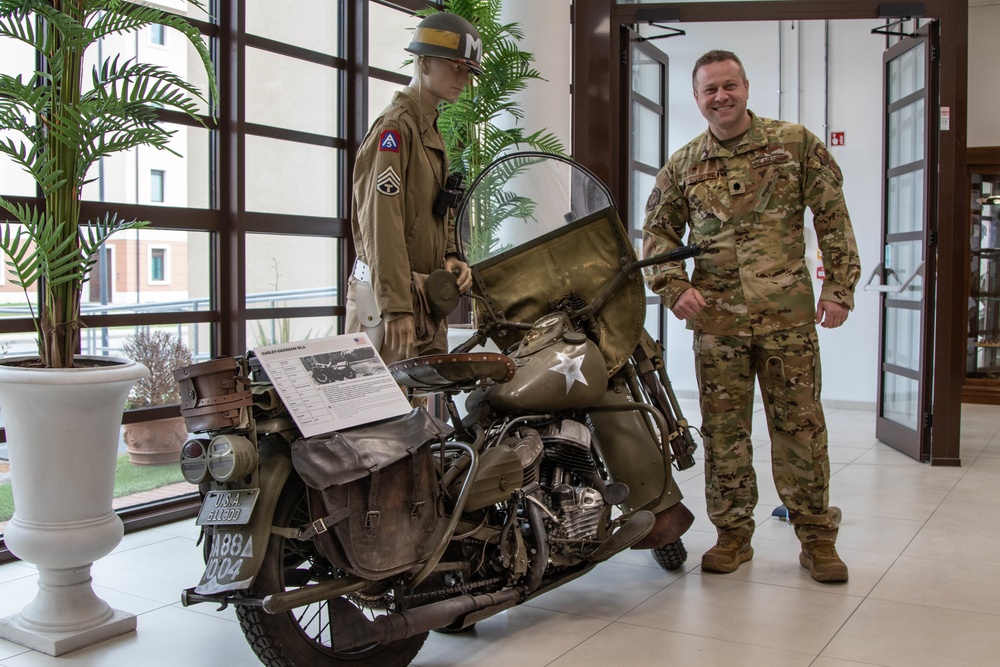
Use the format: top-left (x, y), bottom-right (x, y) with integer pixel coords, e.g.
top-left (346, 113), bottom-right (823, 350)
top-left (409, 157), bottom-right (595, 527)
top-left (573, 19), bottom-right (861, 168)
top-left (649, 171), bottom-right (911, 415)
top-left (289, 408), bottom-right (452, 579)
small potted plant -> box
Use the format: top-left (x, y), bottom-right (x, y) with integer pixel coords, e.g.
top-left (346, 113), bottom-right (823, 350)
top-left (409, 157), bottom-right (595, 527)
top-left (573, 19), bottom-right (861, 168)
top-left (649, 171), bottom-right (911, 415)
top-left (121, 330), bottom-right (194, 466)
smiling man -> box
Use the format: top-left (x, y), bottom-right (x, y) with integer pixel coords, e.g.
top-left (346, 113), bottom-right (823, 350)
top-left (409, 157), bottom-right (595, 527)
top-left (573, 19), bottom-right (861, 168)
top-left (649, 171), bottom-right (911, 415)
top-left (642, 50), bottom-right (861, 583)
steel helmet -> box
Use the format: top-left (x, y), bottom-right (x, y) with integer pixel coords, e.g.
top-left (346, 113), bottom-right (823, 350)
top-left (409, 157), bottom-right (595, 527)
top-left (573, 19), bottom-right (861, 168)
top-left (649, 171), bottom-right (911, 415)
top-left (406, 12), bottom-right (483, 76)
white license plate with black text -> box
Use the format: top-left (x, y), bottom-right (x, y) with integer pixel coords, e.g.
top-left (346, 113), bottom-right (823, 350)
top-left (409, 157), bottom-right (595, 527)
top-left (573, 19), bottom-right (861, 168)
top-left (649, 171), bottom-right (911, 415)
top-left (196, 489), bottom-right (260, 526)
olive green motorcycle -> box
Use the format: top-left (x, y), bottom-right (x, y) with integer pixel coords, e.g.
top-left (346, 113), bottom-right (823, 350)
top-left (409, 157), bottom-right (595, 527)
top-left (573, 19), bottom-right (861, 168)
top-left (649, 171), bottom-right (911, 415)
top-left (175, 153), bottom-right (701, 667)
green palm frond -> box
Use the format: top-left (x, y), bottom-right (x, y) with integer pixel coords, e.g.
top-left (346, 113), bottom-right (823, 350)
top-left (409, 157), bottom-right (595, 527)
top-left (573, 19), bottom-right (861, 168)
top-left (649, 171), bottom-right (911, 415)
top-left (0, 0), bottom-right (216, 367)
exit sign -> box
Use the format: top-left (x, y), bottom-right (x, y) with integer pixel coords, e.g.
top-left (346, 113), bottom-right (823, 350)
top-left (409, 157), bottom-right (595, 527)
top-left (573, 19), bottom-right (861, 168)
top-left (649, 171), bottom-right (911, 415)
top-left (830, 132), bottom-right (845, 146)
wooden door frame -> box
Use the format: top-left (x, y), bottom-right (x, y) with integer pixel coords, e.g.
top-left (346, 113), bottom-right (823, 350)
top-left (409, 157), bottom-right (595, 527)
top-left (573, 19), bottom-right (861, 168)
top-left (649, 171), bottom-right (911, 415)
top-left (573, 1), bottom-right (968, 466)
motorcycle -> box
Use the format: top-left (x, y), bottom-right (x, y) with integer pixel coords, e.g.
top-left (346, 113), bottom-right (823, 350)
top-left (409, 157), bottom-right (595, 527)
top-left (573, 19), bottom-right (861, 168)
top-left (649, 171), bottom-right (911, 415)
top-left (174, 153), bottom-right (702, 667)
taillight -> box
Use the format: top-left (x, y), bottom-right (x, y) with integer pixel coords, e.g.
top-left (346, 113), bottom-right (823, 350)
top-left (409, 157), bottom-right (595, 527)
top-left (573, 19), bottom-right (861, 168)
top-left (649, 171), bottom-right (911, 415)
top-left (180, 438), bottom-right (210, 484)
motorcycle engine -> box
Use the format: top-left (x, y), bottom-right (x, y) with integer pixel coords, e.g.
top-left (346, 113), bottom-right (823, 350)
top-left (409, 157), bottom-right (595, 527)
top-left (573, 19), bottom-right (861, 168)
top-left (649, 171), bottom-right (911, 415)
top-left (537, 419), bottom-right (608, 561)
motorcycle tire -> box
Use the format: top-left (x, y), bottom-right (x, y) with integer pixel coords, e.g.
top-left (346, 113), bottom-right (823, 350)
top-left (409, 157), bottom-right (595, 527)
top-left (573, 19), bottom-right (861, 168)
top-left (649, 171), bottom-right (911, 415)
top-left (651, 538), bottom-right (688, 572)
top-left (236, 479), bottom-right (428, 667)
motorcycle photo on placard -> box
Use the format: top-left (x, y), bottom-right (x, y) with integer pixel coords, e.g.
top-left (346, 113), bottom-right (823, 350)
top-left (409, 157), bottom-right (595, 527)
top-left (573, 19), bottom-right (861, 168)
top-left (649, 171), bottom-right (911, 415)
top-left (173, 153), bottom-right (702, 667)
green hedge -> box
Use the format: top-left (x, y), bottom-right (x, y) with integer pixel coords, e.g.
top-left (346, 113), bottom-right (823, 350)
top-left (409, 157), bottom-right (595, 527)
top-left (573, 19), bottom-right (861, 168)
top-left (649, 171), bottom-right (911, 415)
top-left (0, 455), bottom-right (186, 524)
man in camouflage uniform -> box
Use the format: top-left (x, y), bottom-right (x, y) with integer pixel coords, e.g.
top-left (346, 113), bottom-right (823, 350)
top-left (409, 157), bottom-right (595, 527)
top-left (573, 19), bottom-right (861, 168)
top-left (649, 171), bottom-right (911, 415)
top-left (346, 13), bottom-right (480, 363)
top-left (642, 50), bottom-right (860, 583)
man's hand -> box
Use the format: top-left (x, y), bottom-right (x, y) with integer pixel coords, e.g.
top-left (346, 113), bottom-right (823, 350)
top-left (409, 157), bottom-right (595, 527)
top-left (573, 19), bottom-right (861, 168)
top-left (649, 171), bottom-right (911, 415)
top-left (444, 256), bottom-right (473, 292)
top-left (385, 314), bottom-right (416, 358)
top-left (671, 287), bottom-right (707, 321)
top-left (816, 300), bottom-right (849, 329)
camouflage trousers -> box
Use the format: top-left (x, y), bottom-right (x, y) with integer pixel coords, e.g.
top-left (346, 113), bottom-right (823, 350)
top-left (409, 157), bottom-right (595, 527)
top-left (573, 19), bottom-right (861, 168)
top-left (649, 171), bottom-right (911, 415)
top-left (693, 324), bottom-right (840, 544)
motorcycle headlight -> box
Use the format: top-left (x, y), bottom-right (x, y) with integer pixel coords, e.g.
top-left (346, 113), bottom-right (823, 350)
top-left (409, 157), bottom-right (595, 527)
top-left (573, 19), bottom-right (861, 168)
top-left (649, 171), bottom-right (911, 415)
top-left (207, 434), bottom-right (258, 483)
top-left (180, 438), bottom-right (210, 484)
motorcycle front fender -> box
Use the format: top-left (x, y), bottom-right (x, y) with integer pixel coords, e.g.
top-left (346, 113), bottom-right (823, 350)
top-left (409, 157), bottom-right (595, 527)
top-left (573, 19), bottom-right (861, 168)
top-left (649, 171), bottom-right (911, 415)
top-left (194, 434), bottom-right (293, 596)
top-left (588, 385), bottom-right (682, 515)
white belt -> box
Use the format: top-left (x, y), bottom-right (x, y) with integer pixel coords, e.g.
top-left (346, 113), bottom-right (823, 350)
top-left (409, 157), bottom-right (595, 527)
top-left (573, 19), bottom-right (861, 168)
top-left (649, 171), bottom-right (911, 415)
top-left (352, 259), bottom-right (372, 283)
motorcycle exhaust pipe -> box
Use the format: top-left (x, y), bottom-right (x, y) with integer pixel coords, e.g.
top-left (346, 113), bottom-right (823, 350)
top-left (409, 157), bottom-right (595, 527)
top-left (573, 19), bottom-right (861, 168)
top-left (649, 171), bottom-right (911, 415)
top-left (262, 577), bottom-right (370, 615)
top-left (332, 589), bottom-right (521, 652)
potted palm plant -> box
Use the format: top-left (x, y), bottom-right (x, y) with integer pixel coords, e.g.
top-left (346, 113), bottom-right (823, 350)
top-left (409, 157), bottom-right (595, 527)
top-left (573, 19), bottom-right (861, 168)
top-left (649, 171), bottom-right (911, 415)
top-left (121, 329), bottom-right (194, 465)
top-left (0, 0), bottom-right (216, 655)
top-left (424, 0), bottom-right (566, 262)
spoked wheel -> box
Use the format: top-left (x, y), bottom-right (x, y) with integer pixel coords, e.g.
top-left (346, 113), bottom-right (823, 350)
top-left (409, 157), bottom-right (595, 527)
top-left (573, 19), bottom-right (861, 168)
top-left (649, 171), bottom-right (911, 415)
top-left (236, 479), bottom-right (427, 667)
top-left (652, 538), bottom-right (688, 572)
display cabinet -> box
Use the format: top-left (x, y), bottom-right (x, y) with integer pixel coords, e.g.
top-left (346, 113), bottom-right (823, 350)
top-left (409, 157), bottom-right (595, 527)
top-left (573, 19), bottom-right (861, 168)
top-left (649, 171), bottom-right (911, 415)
top-left (965, 153), bottom-right (1000, 404)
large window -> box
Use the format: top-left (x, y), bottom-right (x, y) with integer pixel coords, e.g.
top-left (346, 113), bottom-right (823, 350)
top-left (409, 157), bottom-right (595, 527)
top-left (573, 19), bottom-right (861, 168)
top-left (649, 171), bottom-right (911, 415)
top-left (0, 1), bottom-right (441, 561)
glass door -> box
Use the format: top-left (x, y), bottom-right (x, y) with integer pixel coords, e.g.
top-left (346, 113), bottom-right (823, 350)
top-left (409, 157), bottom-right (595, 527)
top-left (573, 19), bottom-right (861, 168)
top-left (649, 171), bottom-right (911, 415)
top-left (870, 24), bottom-right (938, 461)
top-left (622, 27), bottom-right (670, 342)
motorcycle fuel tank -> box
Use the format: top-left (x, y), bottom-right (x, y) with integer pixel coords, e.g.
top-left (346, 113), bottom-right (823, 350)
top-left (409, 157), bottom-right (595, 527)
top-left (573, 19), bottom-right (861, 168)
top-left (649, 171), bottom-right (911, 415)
top-left (485, 312), bottom-right (606, 413)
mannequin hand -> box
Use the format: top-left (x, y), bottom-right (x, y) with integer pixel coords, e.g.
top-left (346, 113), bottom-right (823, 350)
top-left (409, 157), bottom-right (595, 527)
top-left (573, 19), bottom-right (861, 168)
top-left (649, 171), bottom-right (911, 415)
top-left (385, 315), bottom-right (416, 358)
top-left (445, 256), bottom-right (473, 293)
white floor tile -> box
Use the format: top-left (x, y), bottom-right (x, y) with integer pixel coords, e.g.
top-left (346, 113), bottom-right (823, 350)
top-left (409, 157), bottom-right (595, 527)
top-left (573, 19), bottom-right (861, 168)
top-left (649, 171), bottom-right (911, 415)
top-left (822, 598), bottom-right (1000, 666)
top-left (549, 622), bottom-right (816, 667)
top-left (621, 575), bottom-right (863, 655)
top-left (0, 605), bottom-right (260, 667)
top-left (870, 555), bottom-right (1000, 616)
top-left (522, 559), bottom-right (681, 620)
top-left (413, 605), bottom-right (609, 667)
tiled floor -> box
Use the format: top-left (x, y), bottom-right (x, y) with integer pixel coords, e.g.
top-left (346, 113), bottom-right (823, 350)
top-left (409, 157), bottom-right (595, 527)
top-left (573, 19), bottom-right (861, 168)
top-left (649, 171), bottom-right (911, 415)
top-left (1, 402), bottom-right (999, 666)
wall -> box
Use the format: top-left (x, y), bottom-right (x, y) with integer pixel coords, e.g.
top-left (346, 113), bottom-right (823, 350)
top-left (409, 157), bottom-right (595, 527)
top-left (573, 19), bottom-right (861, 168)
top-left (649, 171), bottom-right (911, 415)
top-left (499, 0), bottom-right (573, 150)
top-left (969, 4), bottom-right (1000, 147)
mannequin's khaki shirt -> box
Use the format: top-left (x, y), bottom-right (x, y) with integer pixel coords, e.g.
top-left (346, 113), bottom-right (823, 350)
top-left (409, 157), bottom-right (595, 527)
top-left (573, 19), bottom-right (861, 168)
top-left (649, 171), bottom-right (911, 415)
top-left (350, 87), bottom-right (458, 317)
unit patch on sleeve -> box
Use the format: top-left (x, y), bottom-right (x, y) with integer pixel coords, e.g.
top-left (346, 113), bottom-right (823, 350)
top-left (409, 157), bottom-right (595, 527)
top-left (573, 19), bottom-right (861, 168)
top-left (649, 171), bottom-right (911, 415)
top-left (379, 129), bottom-right (400, 152)
top-left (376, 165), bottom-right (401, 196)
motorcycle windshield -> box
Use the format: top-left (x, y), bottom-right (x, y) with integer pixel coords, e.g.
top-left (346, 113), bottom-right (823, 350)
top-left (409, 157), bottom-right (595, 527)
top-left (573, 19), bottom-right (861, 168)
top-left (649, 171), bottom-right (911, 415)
top-left (456, 152), bottom-right (616, 265)
top-left (458, 152), bottom-right (645, 376)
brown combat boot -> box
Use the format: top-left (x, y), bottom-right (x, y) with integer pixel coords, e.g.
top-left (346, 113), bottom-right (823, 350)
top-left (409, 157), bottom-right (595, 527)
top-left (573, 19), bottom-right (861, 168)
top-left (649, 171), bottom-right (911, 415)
top-left (800, 540), bottom-right (849, 583)
top-left (701, 532), bottom-right (753, 573)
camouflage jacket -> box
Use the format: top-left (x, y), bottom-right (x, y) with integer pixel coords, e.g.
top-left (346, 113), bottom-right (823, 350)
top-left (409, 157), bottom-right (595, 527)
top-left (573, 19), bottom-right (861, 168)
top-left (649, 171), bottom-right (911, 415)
top-left (642, 112), bottom-right (861, 336)
top-left (350, 87), bottom-right (458, 317)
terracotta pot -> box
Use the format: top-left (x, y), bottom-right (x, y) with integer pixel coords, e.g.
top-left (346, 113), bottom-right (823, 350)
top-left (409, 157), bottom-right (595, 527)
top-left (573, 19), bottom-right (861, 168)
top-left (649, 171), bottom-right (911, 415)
top-left (123, 416), bottom-right (189, 466)
top-left (0, 356), bottom-right (148, 655)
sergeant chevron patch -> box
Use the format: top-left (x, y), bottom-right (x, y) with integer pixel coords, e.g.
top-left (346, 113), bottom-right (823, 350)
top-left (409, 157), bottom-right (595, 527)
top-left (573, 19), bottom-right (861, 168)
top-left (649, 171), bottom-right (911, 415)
top-left (376, 165), bottom-right (401, 196)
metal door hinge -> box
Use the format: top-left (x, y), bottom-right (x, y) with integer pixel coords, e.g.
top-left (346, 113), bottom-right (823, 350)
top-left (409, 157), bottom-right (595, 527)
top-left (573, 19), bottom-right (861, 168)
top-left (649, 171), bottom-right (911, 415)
top-left (931, 45), bottom-right (939, 61)
top-left (928, 230), bottom-right (938, 246)
top-left (923, 412), bottom-right (933, 428)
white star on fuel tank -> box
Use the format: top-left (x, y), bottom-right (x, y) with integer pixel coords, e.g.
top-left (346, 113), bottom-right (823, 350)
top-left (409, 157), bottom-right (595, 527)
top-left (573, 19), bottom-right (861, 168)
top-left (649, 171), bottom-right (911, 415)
top-left (549, 352), bottom-right (589, 393)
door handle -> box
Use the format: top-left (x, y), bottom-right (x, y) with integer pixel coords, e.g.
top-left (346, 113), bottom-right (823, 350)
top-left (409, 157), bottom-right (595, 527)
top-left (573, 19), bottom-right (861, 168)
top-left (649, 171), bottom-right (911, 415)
top-left (863, 260), bottom-right (925, 293)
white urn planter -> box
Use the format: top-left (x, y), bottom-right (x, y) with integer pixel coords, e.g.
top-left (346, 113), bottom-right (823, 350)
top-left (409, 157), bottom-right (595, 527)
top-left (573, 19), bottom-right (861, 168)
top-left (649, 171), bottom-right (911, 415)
top-left (0, 357), bottom-right (148, 656)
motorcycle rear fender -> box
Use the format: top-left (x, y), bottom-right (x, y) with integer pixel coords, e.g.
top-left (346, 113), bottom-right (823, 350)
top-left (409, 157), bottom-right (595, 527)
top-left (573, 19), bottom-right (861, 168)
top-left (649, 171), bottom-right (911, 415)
top-left (194, 435), bottom-right (293, 596)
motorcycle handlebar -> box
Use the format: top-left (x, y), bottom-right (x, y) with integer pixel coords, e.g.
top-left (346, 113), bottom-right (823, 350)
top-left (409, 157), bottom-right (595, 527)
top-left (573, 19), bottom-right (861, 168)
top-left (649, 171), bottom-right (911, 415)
top-left (628, 243), bottom-right (702, 272)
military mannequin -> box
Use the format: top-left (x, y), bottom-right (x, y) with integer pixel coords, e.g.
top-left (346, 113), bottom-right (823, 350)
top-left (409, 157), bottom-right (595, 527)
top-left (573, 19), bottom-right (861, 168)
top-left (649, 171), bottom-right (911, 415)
top-left (346, 12), bottom-right (481, 363)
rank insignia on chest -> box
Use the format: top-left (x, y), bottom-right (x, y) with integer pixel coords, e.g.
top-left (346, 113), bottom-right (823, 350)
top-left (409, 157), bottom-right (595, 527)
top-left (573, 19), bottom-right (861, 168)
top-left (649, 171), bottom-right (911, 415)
top-left (376, 165), bottom-right (401, 196)
top-left (378, 129), bottom-right (400, 152)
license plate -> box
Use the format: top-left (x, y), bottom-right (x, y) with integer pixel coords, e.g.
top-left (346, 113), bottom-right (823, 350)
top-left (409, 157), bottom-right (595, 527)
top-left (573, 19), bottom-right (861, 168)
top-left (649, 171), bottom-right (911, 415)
top-left (196, 489), bottom-right (260, 526)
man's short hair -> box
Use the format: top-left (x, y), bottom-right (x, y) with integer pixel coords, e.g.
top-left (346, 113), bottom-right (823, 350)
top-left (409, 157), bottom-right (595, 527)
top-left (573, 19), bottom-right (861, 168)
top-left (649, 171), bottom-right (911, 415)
top-left (692, 50), bottom-right (747, 90)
